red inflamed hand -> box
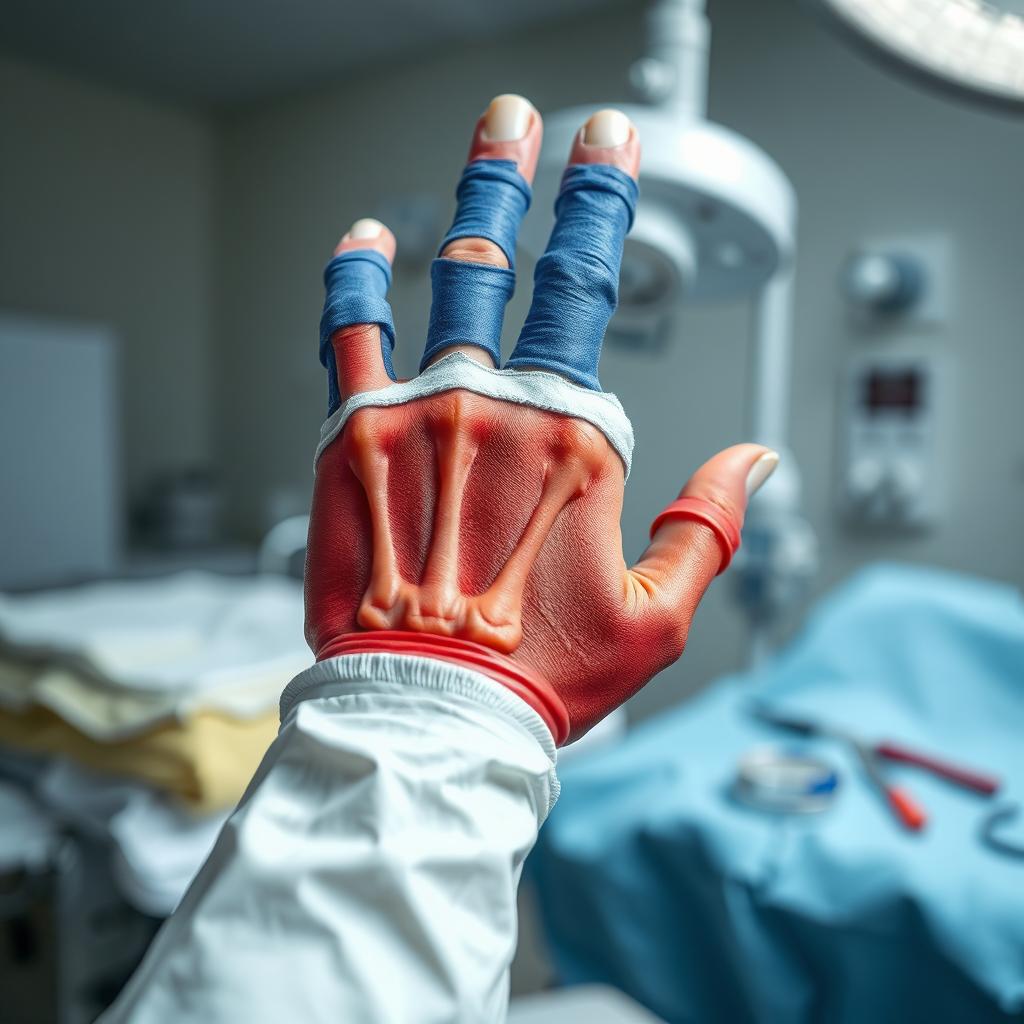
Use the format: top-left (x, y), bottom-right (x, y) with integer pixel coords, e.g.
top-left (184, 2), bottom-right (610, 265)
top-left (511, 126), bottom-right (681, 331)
top-left (304, 95), bottom-right (778, 744)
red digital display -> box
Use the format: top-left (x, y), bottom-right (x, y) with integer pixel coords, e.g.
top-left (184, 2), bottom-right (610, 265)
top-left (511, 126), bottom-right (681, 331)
top-left (862, 369), bottom-right (921, 412)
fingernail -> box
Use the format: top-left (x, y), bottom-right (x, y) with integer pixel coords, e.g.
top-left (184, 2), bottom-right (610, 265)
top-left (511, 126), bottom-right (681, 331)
top-left (347, 218), bottom-right (383, 240)
top-left (746, 450), bottom-right (780, 497)
top-left (483, 94), bottom-right (533, 142)
top-left (583, 108), bottom-right (631, 147)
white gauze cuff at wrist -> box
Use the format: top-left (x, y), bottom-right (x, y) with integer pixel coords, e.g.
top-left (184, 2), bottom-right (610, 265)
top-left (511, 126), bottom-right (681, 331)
top-left (314, 352), bottom-right (634, 477)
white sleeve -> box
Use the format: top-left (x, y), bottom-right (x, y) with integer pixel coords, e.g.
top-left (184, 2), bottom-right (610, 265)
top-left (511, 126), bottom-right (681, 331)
top-left (101, 653), bottom-right (560, 1024)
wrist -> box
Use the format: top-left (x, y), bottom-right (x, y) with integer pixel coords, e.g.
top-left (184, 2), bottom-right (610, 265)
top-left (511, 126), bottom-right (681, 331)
top-left (316, 631), bottom-right (570, 745)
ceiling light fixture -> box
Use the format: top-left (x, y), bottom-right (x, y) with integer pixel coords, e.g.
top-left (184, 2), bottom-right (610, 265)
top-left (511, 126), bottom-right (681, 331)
top-left (806, 0), bottom-right (1024, 112)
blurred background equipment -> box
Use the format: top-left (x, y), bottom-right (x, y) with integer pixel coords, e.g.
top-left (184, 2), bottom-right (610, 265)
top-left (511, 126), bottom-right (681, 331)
top-left (840, 351), bottom-right (947, 528)
top-left (731, 745), bottom-right (841, 814)
top-left (1, 777), bottom-right (163, 1024)
top-left (841, 247), bottom-right (927, 318)
top-left (0, 315), bottom-right (120, 591)
top-left (836, 235), bottom-right (954, 531)
top-left (133, 468), bottom-right (224, 552)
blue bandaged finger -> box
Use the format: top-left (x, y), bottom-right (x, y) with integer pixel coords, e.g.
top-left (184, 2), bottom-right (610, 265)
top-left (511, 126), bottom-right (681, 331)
top-left (319, 249), bottom-right (396, 415)
top-left (438, 159), bottom-right (531, 269)
top-left (419, 260), bottom-right (512, 372)
top-left (421, 259), bottom-right (514, 371)
top-left (506, 164), bottom-right (639, 391)
top-left (423, 159), bottom-right (531, 370)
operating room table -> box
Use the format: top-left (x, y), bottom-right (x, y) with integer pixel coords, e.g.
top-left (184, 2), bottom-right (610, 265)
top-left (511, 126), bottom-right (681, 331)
top-left (531, 564), bottom-right (1024, 1023)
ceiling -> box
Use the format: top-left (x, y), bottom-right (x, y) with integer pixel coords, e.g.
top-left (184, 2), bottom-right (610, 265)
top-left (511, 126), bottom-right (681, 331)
top-left (1, 0), bottom-right (623, 108)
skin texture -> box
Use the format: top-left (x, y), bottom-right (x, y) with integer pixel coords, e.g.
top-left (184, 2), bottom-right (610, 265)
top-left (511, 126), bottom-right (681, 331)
top-left (305, 97), bottom-right (774, 742)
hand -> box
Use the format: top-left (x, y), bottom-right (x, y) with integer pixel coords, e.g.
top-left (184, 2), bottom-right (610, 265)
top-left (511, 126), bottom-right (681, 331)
top-left (304, 95), bottom-right (777, 743)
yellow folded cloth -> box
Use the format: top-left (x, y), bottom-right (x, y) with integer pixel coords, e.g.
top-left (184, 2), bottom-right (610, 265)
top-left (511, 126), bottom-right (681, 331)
top-left (0, 656), bottom-right (287, 740)
top-left (0, 703), bottom-right (278, 812)
top-left (0, 573), bottom-right (307, 811)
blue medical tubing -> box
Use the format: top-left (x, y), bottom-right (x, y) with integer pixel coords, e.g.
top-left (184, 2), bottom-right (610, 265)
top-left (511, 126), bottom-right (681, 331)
top-left (319, 249), bottom-right (396, 415)
top-left (506, 164), bottom-right (639, 392)
top-left (422, 159), bottom-right (530, 371)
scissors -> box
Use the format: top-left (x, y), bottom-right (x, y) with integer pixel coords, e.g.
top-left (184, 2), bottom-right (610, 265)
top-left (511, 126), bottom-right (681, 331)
top-left (749, 703), bottom-right (1001, 832)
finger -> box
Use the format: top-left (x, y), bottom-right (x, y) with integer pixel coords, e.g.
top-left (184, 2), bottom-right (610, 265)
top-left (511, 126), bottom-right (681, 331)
top-left (422, 94), bottom-right (542, 372)
top-left (506, 109), bottom-right (640, 389)
top-left (319, 218), bottom-right (398, 411)
top-left (632, 445), bottom-right (779, 625)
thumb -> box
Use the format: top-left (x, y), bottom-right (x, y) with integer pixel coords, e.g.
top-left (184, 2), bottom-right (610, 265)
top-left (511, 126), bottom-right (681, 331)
top-left (630, 444), bottom-right (779, 625)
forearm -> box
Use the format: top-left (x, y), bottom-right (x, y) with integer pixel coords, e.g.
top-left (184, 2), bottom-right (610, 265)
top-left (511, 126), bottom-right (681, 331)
top-left (102, 655), bottom-right (559, 1024)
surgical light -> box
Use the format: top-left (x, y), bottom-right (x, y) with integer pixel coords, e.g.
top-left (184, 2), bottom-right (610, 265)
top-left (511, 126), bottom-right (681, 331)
top-left (807, 0), bottom-right (1024, 111)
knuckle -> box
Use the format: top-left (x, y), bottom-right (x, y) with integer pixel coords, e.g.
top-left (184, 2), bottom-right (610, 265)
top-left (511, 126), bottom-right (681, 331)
top-left (550, 417), bottom-right (608, 471)
top-left (469, 410), bottom-right (497, 446)
top-left (342, 408), bottom-right (381, 452)
top-left (612, 600), bottom-right (690, 668)
top-left (427, 390), bottom-right (496, 447)
top-left (430, 389), bottom-right (476, 428)
top-left (698, 483), bottom-right (741, 527)
top-left (440, 238), bottom-right (509, 269)
top-left (551, 418), bottom-right (587, 453)
top-left (650, 606), bottom-right (691, 661)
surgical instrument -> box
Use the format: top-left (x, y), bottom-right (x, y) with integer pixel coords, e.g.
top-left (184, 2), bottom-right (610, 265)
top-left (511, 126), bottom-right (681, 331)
top-left (749, 703), bottom-right (1000, 832)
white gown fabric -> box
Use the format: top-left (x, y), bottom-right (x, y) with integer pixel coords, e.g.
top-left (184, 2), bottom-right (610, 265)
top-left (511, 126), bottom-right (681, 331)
top-left (101, 653), bottom-right (560, 1024)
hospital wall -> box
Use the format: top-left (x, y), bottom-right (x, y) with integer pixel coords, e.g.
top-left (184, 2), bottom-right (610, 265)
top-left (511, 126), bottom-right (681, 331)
top-left (214, 0), bottom-right (1024, 718)
top-left (0, 58), bottom-right (218, 500)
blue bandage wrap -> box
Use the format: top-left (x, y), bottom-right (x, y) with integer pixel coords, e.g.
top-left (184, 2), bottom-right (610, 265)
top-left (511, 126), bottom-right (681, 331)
top-left (438, 159), bottom-right (531, 269)
top-left (424, 158), bottom-right (529, 370)
top-left (421, 259), bottom-right (514, 371)
top-left (319, 249), bottom-right (396, 415)
top-left (507, 164), bottom-right (639, 392)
